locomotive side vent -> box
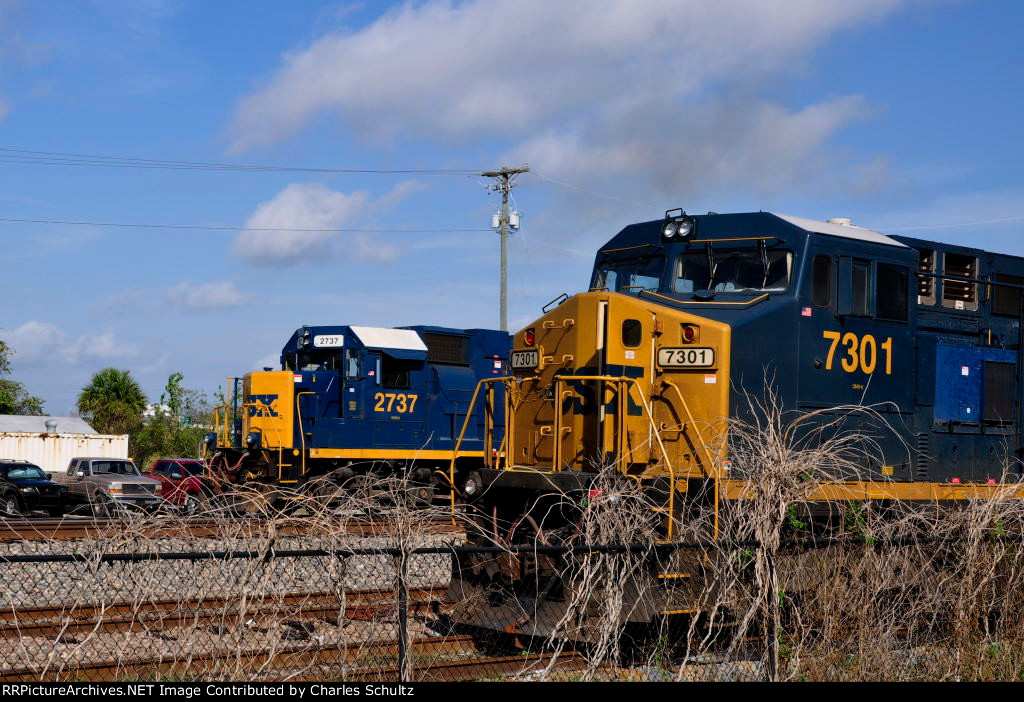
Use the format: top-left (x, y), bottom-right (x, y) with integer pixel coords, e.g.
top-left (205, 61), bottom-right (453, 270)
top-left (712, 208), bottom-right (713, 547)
top-left (916, 249), bottom-right (935, 304)
top-left (423, 333), bottom-right (469, 366)
top-left (942, 253), bottom-right (978, 309)
top-left (915, 433), bottom-right (930, 480)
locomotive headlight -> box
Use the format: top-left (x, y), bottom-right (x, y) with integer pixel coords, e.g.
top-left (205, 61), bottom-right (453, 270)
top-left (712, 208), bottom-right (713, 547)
top-left (245, 431), bottom-right (262, 449)
top-left (663, 208), bottom-right (696, 241)
top-left (524, 328), bottom-right (536, 346)
top-left (464, 477), bottom-right (478, 495)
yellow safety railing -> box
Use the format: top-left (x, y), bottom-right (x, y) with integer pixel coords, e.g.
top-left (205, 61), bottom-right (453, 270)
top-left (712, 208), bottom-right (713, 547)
top-left (449, 374), bottom-right (685, 539)
top-left (448, 377), bottom-right (514, 517)
top-left (295, 392), bottom-right (316, 478)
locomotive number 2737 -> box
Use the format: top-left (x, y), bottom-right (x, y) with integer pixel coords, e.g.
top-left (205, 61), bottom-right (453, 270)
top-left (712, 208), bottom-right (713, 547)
top-left (822, 331), bottom-right (893, 374)
top-left (373, 393), bottom-right (418, 413)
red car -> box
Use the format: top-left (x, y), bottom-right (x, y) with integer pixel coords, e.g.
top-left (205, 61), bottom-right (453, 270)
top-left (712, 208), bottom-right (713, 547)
top-left (146, 458), bottom-right (210, 514)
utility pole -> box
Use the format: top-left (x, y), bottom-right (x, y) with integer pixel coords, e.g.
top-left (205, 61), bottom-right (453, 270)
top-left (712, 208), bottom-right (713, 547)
top-left (481, 165), bottom-right (529, 331)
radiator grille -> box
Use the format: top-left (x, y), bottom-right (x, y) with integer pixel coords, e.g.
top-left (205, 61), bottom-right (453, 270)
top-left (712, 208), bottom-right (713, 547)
top-left (423, 333), bottom-right (469, 366)
top-left (942, 253), bottom-right (976, 305)
top-left (915, 433), bottom-right (930, 481)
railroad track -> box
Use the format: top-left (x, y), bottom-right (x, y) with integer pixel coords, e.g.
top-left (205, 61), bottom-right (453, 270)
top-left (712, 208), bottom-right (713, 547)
top-left (0, 586), bottom-right (449, 639)
top-left (0, 634), bottom-right (479, 682)
top-left (0, 517), bottom-right (463, 541)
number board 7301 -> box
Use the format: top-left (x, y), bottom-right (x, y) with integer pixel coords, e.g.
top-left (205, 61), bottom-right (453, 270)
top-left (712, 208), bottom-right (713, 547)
top-left (657, 347), bottom-right (716, 368)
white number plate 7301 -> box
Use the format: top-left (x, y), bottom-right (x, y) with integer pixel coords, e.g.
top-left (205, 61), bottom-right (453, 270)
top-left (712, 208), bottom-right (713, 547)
top-left (657, 347), bottom-right (716, 368)
top-left (510, 349), bottom-right (540, 369)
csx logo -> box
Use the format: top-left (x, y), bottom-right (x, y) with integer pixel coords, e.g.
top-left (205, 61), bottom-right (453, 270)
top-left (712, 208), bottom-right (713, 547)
top-left (247, 394), bottom-right (279, 417)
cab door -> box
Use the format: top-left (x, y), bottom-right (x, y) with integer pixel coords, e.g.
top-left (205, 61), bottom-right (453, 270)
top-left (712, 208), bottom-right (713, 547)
top-left (801, 249), bottom-right (914, 412)
top-left (602, 298), bottom-right (656, 469)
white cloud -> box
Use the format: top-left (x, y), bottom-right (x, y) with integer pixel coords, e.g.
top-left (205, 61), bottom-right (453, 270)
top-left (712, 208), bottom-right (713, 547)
top-left (233, 181), bottom-right (418, 266)
top-left (2, 321), bottom-right (139, 366)
top-left (231, 0), bottom-right (904, 149)
top-left (512, 94), bottom-right (877, 198)
top-left (165, 280), bottom-right (247, 311)
top-left (229, 0), bottom-right (909, 210)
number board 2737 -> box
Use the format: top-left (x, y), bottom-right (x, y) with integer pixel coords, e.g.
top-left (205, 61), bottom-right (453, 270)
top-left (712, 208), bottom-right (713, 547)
top-left (657, 347), bottom-right (716, 368)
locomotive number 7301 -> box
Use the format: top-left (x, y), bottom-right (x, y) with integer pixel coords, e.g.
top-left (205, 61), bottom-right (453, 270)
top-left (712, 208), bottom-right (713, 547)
top-left (822, 331), bottom-right (893, 374)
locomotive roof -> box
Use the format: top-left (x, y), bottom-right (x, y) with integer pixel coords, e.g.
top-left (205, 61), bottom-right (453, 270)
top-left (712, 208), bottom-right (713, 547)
top-left (772, 213), bottom-right (907, 248)
top-left (349, 326), bottom-right (428, 352)
top-left (598, 211), bottom-right (908, 253)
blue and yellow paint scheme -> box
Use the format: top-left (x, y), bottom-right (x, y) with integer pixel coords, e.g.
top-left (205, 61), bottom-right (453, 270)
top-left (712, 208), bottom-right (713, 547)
top-left (211, 325), bottom-right (510, 500)
top-left (449, 210), bottom-right (1024, 637)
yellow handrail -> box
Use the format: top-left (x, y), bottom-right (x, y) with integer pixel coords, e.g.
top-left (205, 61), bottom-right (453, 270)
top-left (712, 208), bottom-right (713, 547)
top-left (448, 377), bottom-right (513, 517)
top-left (295, 392), bottom-right (316, 478)
top-left (663, 380), bottom-right (721, 539)
top-left (452, 373), bottom-right (679, 538)
top-left (562, 374), bottom-right (676, 538)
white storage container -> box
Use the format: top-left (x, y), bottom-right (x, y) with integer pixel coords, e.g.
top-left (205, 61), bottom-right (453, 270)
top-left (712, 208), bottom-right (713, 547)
top-left (0, 432), bottom-right (130, 478)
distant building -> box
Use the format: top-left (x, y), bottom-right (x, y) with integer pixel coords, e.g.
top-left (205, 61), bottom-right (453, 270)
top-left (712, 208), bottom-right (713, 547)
top-left (0, 414), bottom-right (127, 476)
top-left (0, 415), bottom-right (98, 434)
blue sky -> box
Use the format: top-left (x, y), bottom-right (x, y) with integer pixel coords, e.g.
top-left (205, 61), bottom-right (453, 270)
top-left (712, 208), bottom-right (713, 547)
top-left (1, 0), bottom-right (1022, 414)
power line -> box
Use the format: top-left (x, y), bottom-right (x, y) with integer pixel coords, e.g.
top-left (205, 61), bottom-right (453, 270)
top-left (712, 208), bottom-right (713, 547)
top-left (0, 216), bottom-right (489, 234)
top-left (871, 215), bottom-right (1024, 232)
top-left (0, 147), bottom-right (483, 175)
top-left (529, 170), bottom-right (661, 210)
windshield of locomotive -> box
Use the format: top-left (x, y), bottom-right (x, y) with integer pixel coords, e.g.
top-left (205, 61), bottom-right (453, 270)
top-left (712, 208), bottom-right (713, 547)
top-left (674, 249), bottom-right (792, 294)
top-left (594, 256), bottom-right (665, 294)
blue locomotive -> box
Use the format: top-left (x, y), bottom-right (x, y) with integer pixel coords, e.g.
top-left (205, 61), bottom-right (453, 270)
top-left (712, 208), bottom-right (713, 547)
top-left (207, 324), bottom-right (509, 505)
top-left (449, 210), bottom-right (1024, 638)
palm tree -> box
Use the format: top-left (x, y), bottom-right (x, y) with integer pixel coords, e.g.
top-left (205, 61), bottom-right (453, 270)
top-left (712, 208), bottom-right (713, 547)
top-left (77, 368), bottom-right (147, 435)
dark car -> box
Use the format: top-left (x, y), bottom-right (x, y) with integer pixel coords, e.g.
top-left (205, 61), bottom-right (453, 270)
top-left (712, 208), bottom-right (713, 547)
top-left (0, 460), bottom-right (65, 517)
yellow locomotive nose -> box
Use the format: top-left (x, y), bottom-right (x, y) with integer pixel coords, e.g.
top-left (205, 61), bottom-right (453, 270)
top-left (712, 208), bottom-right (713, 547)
top-left (241, 371), bottom-right (295, 450)
top-left (507, 291), bottom-right (729, 479)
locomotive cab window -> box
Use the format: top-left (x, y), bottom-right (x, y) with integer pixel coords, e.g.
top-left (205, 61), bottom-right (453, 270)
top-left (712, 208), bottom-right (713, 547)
top-left (345, 350), bottom-right (360, 378)
top-left (674, 249), bottom-right (792, 294)
top-left (594, 256), bottom-right (664, 295)
top-left (812, 255), bottom-right (832, 308)
top-left (852, 261), bottom-right (871, 316)
top-left (876, 263), bottom-right (909, 321)
top-left (380, 355), bottom-right (418, 388)
top-left (298, 350), bottom-right (342, 372)
top-left (621, 319), bottom-right (643, 348)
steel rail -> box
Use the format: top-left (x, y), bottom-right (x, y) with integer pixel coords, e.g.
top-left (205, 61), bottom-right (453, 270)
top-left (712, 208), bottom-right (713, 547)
top-left (0, 635), bottom-right (477, 682)
top-left (0, 586), bottom-right (449, 639)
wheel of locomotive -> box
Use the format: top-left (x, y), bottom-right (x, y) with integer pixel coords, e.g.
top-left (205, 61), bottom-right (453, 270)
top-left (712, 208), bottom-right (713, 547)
top-left (400, 481), bottom-right (436, 509)
top-left (304, 475), bottom-right (349, 513)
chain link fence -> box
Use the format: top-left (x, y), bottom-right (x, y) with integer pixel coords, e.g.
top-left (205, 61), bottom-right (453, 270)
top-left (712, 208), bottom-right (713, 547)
top-left (2, 522), bottom-right (1024, 682)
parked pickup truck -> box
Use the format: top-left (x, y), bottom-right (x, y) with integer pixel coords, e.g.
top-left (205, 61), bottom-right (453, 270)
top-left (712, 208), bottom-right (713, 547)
top-left (144, 458), bottom-right (211, 514)
top-left (54, 457), bottom-right (162, 515)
